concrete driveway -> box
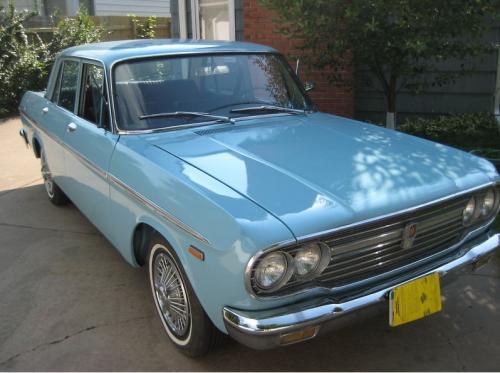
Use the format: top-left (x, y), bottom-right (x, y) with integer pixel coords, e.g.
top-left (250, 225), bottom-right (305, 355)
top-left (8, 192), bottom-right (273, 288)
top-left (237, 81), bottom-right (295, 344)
top-left (1, 117), bottom-right (499, 371)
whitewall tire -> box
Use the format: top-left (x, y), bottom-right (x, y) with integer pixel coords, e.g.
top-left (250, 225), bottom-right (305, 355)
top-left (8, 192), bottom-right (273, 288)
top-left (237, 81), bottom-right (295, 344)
top-left (147, 234), bottom-right (224, 357)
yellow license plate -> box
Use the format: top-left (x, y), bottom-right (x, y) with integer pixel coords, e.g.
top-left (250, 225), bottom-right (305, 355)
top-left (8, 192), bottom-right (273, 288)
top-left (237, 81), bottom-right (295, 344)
top-left (389, 273), bottom-right (442, 327)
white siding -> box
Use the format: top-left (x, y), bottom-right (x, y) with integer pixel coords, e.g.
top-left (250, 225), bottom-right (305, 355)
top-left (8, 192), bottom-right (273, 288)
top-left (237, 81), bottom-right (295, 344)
top-left (94, 0), bottom-right (171, 16)
top-left (2, 0), bottom-right (38, 12)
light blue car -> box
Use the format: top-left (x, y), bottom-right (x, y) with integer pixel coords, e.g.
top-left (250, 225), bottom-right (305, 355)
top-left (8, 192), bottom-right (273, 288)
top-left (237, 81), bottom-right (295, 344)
top-left (19, 39), bottom-right (500, 356)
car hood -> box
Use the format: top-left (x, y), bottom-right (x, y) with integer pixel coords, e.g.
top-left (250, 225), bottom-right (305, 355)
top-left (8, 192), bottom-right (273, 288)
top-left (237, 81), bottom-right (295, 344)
top-left (144, 113), bottom-right (498, 238)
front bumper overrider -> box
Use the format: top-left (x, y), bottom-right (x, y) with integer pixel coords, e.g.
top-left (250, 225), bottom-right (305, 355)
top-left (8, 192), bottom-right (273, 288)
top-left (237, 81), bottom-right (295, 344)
top-left (223, 232), bottom-right (500, 350)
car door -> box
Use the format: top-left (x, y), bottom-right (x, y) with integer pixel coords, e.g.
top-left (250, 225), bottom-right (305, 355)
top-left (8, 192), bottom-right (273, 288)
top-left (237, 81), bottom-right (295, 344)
top-left (63, 60), bottom-right (119, 226)
top-left (34, 58), bottom-right (81, 190)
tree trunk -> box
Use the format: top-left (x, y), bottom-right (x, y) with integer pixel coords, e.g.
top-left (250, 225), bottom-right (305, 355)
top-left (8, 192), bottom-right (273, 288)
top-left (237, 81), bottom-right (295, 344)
top-left (385, 75), bottom-right (397, 129)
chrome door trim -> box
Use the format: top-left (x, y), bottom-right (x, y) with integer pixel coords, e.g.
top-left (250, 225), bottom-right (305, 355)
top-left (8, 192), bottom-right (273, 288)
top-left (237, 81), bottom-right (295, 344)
top-left (21, 110), bottom-right (108, 181)
top-left (22, 109), bottom-right (209, 245)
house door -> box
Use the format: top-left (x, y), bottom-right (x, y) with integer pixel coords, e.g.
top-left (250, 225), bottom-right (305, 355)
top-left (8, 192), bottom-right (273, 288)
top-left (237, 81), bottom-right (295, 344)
top-left (190, 0), bottom-right (235, 41)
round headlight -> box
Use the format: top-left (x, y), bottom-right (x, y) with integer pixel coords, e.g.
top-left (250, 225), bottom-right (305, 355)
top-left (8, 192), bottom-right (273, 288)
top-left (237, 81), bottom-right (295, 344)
top-left (254, 252), bottom-right (289, 289)
top-left (480, 189), bottom-right (495, 217)
top-left (294, 243), bottom-right (322, 277)
top-left (463, 197), bottom-right (476, 226)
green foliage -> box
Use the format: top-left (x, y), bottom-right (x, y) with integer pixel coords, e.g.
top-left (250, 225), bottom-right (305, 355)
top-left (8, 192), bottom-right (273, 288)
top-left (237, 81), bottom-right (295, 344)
top-left (399, 113), bottom-right (500, 150)
top-left (129, 15), bottom-right (157, 39)
top-left (0, 3), bottom-right (102, 118)
top-left (47, 7), bottom-right (103, 70)
top-left (260, 0), bottom-right (500, 123)
top-left (0, 1), bottom-right (47, 117)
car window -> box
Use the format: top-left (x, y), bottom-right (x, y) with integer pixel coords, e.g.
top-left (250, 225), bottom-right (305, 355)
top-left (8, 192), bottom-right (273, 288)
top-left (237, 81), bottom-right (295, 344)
top-left (113, 53), bottom-right (311, 131)
top-left (79, 63), bottom-right (109, 128)
top-left (51, 63), bottom-right (63, 104)
top-left (57, 60), bottom-right (80, 112)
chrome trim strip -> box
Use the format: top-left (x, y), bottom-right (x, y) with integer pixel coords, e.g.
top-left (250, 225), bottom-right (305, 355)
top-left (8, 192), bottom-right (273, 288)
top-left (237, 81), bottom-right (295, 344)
top-left (67, 146), bottom-right (108, 180)
top-left (116, 113), bottom-right (300, 135)
top-left (20, 110), bottom-right (108, 181)
top-left (117, 119), bottom-right (231, 135)
top-left (108, 173), bottom-right (210, 245)
top-left (225, 233), bottom-right (500, 349)
top-left (20, 110), bottom-right (59, 145)
top-left (245, 181), bottom-right (500, 301)
top-left (21, 109), bottom-right (209, 244)
top-left (296, 181), bottom-right (499, 243)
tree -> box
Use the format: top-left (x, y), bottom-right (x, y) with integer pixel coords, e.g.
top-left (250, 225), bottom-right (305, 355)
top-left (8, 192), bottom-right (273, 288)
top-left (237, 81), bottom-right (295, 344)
top-left (129, 15), bottom-right (157, 39)
top-left (48, 7), bottom-right (103, 70)
top-left (260, 0), bottom-right (500, 128)
top-left (0, 1), bottom-right (47, 116)
top-left (0, 2), bottom-right (102, 117)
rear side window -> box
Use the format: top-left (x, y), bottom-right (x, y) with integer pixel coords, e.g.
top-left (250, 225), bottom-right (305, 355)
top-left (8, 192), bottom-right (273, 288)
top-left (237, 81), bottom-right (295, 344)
top-left (56, 60), bottom-right (80, 112)
top-left (79, 63), bottom-right (109, 128)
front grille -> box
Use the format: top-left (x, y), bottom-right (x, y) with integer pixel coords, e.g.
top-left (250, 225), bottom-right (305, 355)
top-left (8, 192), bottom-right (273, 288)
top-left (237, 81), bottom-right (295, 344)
top-left (316, 196), bottom-right (468, 287)
top-left (251, 192), bottom-right (479, 297)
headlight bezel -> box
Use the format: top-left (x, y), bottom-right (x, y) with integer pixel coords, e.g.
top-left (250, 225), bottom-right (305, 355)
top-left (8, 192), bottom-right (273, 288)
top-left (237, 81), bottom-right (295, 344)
top-left (479, 188), bottom-right (497, 218)
top-left (253, 251), bottom-right (294, 291)
top-left (462, 196), bottom-right (476, 226)
top-left (249, 241), bottom-right (330, 294)
top-left (463, 187), bottom-right (500, 226)
top-left (293, 242), bottom-right (331, 280)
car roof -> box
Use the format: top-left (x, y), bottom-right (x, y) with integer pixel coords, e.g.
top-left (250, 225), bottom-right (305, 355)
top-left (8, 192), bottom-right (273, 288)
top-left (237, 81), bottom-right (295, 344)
top-left (59, 39), bottom-right (278, 67)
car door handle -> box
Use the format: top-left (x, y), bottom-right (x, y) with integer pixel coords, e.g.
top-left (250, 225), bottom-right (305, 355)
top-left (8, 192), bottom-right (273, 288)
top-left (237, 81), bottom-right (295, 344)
top-left (67, 122), bottom-right (77, 132)
top-left (42, 107), bottom-right (49, 114)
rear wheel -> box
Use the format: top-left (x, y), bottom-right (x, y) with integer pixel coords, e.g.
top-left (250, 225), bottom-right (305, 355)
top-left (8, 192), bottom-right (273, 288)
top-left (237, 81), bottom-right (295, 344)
top-left (40, 150), bottom-right (68, 206)
top-left (147, 234), bottom-right (224, 357)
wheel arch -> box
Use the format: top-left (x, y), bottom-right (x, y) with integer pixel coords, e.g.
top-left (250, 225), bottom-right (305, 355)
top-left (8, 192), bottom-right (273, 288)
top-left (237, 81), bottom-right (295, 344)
top-left (129, 216), bottom-right (222, 324)
top-left (132, 222), bottom-right (156, 266)
top-left (131, 217), bottom-right (192, 273)
top-left (32, 135), bottom-right (41, 158)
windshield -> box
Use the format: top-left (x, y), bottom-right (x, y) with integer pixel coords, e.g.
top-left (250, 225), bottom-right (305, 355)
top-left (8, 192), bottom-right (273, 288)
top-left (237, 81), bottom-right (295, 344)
top-left (112, 53), bottom-right (312, 131)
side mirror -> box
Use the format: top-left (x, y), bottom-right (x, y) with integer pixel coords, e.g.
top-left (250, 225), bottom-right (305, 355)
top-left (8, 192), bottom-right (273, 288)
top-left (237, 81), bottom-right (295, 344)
top-left (304, 81), bottom-right (315, 92)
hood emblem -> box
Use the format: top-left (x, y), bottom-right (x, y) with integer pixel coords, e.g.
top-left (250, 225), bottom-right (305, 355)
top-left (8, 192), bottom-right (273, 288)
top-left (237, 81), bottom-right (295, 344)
top-left (401, 222), bottom-right (418, 249)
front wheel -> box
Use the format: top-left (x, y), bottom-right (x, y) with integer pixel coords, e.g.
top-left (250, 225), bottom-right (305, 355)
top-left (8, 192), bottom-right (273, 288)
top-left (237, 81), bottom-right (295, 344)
top-left (40, 150), bottom-right (68, 206)
top-left (148, 234), bottom-right (224, 357)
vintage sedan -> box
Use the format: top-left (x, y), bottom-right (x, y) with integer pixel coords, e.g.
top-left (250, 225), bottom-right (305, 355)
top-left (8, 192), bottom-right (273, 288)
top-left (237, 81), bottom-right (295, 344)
top-left (19, 39), bottom-right (500, 356)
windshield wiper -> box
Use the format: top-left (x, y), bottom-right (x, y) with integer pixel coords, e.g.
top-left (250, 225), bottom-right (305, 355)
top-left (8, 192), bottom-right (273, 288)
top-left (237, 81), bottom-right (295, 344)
top-left (139, 111), bottom-right (234, 124)
top-left (230, 105), bottom-right (306, 115)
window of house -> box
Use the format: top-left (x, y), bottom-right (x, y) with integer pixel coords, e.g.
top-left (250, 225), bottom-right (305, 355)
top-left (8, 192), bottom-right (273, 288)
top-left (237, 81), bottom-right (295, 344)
top-left (79, 63), bottom-right (109, 128)
top-left (55, 60), bottom-right (80, 112)
top-left (180, 0), bottom-right (235, 40)
top-left (198, 0), bottom-right (232, 40)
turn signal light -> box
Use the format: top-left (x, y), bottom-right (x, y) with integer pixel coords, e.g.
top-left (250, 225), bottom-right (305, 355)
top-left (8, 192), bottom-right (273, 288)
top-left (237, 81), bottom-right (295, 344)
top-left (279, 326), bottom-right (318, 345)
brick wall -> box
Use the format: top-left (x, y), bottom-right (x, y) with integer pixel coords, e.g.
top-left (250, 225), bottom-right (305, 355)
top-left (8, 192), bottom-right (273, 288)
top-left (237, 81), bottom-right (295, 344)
top-left (242, 0), bottom-right (353, 117)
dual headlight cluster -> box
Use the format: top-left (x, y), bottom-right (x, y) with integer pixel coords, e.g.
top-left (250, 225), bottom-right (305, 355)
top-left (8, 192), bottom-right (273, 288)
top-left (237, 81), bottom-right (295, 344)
top-left (253, 242), bottom-right (330, 293)
top-left (462, 188), bottom-right (499, 226)
top-left (253, 187), bottom-right (500, 294)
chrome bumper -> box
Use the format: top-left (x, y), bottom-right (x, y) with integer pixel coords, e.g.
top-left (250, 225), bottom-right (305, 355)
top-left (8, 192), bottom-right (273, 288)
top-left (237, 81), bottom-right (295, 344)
top-left (223, 232), bottom-right (500, 350)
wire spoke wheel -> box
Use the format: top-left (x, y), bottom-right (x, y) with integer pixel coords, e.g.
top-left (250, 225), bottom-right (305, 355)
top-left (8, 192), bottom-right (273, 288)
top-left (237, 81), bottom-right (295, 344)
top-left (41, 153), bottom-right (54, 198)
top-left (153, 251), bottom-right (191, 337)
